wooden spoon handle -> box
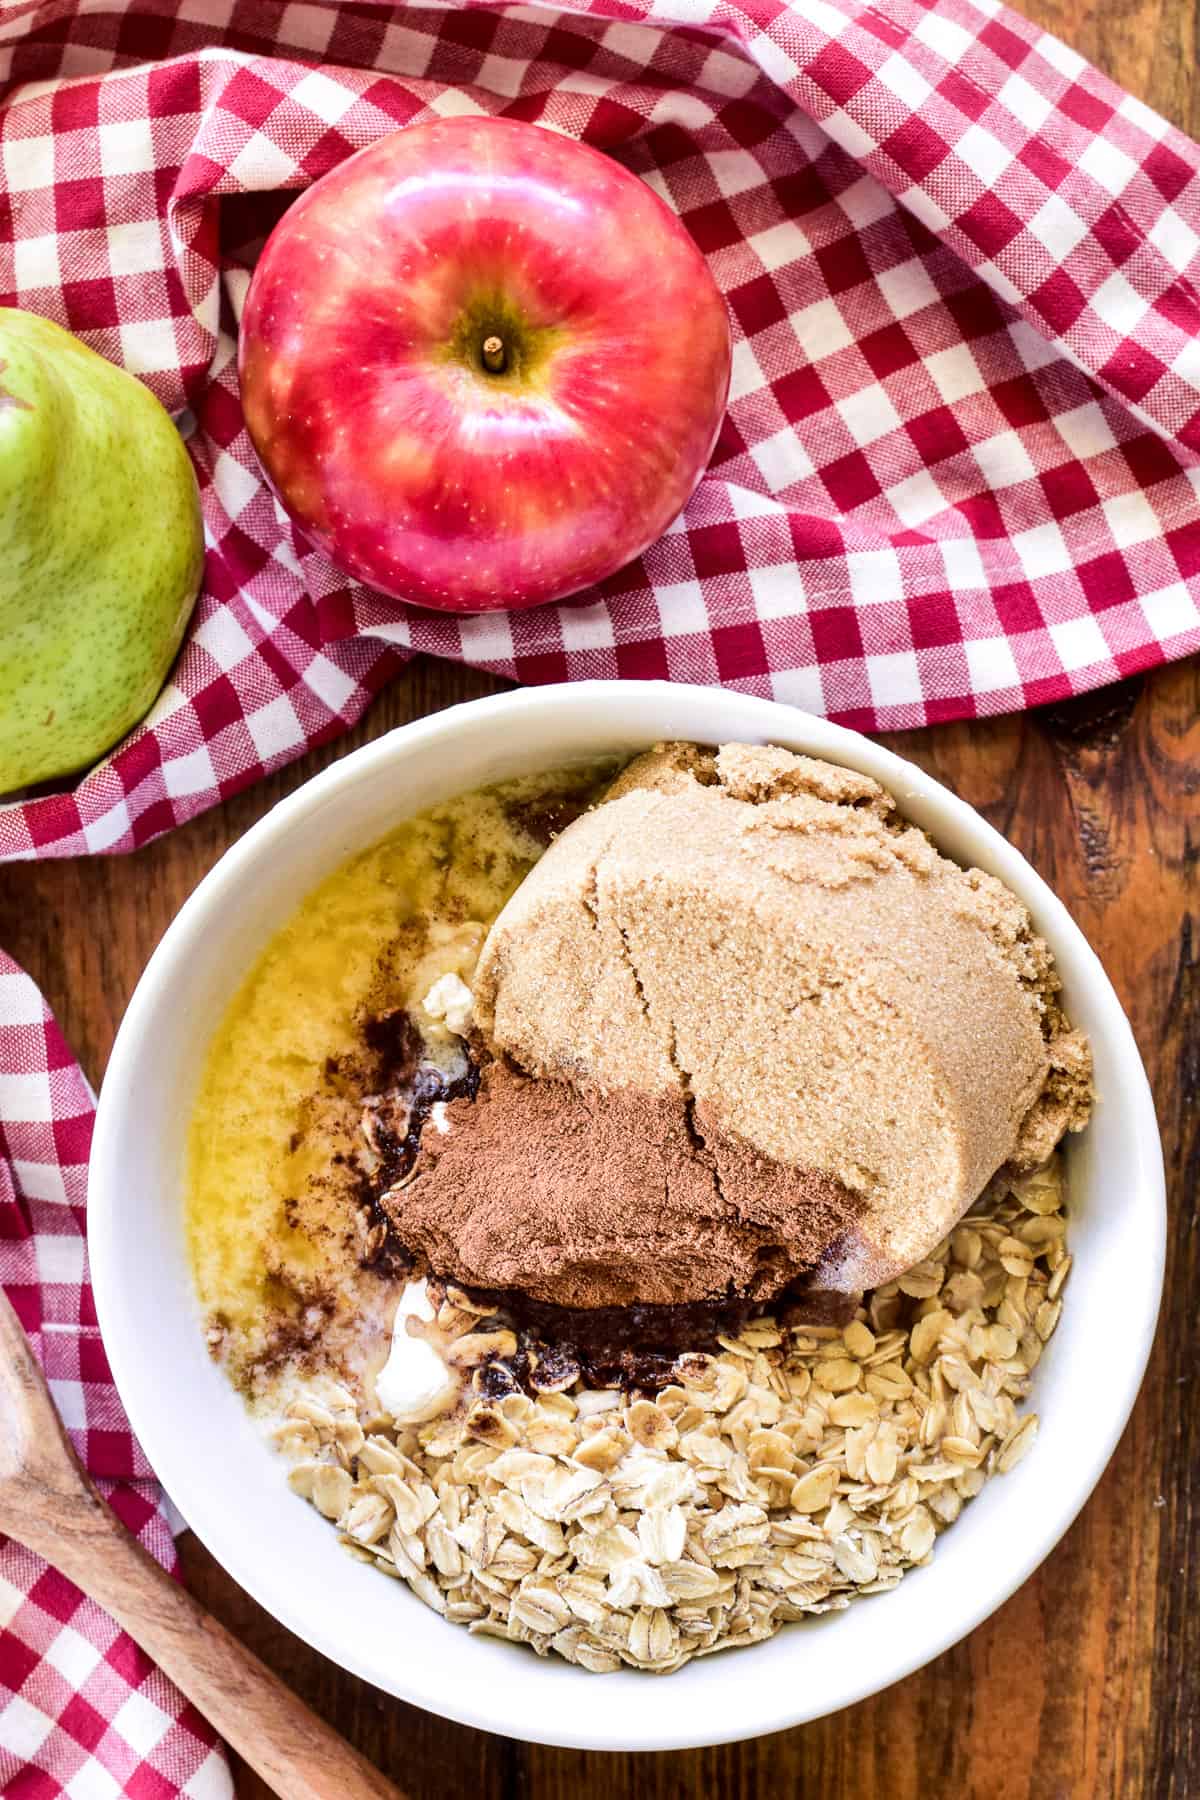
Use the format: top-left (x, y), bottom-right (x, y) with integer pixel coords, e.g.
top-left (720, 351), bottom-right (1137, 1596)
top-left (19, 1486), bottom-right (402, 1800)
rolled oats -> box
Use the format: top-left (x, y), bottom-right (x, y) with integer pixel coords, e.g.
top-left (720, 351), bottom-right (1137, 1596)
top-left (280, 1161), bottom-right (1068, 1673)
top-left (311, 1463), bottom-right (352, 1520)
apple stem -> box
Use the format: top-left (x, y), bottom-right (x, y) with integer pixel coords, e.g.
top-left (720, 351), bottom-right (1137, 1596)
top-left (481, 335), bottom-right (506, 374)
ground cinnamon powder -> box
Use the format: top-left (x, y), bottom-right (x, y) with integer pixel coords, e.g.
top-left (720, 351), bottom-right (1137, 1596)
top-left (384, 1059), bottom-right (864, 1308)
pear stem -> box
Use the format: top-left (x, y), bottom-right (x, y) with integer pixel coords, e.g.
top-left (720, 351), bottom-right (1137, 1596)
top-left (481, 336), bottom-right (506, 375)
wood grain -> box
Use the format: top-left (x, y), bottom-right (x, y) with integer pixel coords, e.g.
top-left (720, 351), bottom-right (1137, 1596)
top-left (3, 2), bottom-right (1199, 1792)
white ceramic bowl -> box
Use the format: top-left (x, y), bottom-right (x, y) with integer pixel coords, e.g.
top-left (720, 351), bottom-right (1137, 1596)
top-left (89, 681), bottom-right (1164, 1751)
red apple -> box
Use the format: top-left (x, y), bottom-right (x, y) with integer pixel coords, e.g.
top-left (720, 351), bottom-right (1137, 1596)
top-left (238, 117), bottom-right (731, 613)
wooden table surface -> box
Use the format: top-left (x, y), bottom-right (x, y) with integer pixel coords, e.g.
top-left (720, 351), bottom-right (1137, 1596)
top-left (4, 6), bottom-right (1200, 1795)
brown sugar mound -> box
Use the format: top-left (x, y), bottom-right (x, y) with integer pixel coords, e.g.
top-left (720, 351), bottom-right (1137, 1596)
top-left (467, 742), bottom-right (1092, 1298)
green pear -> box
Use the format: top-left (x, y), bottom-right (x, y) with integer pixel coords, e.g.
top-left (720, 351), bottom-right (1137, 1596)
top-left (0, 309), bottom-right (204, 794)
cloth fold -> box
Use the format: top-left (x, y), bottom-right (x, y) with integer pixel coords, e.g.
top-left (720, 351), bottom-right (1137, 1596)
top-left (0, 954), bottom-right (233, 1797)
top-left (2, 0), bottom-right (1200, 863)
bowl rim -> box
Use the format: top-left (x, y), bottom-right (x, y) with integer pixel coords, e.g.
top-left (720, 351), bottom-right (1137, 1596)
top-left (88, 679), bottom-right (1166, 1750)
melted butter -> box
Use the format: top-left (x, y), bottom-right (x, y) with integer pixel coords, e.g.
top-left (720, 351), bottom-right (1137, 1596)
top-left (186, 761), bottom-right (614, 1383)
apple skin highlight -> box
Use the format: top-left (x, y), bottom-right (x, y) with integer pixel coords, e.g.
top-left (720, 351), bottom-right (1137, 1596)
top-left (238, 116), bottom-right (732, 615)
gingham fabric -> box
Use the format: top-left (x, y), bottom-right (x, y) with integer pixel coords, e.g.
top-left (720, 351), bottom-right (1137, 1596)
top-left (0, 0), bottom-right (1199, 859)
top-left (0, 955), bottom-right (234, 1797)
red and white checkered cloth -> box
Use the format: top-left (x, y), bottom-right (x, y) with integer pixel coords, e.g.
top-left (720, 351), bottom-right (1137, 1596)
top-left (1, 0), bottom-right (1200, 860)
top-left (0, 954), bottom-right (233, 1797)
